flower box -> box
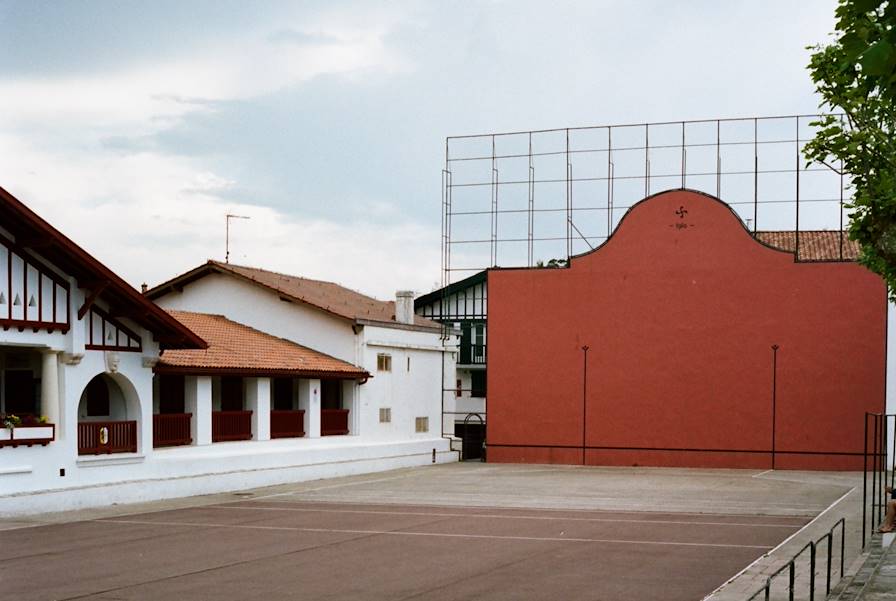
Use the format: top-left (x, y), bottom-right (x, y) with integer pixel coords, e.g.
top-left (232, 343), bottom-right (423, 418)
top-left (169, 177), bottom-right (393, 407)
top-left (0, 424), bottom-right (55, 448)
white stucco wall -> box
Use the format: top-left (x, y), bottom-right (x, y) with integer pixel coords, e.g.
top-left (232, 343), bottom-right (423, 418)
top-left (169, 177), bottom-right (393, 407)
top-left (0, 240), bottom-right (458, 517)
top-left (153, 273), bottom-right (357, 362)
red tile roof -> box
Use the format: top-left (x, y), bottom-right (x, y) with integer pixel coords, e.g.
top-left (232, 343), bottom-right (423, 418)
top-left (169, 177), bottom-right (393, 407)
top-left (146, 260), bottom-right (440, 330)
top-left (755, 231), bottom-right (860, 261)
top-left (157, 310), bottom-right (368, 378)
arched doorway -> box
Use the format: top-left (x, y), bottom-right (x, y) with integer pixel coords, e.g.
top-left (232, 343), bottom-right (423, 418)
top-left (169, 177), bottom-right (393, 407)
top-left (77, 373), bottom-right (139, 455)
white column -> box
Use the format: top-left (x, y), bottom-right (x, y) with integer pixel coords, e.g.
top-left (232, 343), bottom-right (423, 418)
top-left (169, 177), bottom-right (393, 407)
top-left (299, 379), bottom-right (321, 438)
top-left (186, 376), bottom-right (212, 445)
top-left (247, 377), bottom-right (271, 441)
top-left (342, 379), bottom-right (359, 436)
top-left (40, 350), bottom-right (61, 427)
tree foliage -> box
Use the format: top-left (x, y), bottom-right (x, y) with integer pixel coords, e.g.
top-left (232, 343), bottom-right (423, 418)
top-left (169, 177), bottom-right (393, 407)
top-left (806, 0), bottom-right (896, 296)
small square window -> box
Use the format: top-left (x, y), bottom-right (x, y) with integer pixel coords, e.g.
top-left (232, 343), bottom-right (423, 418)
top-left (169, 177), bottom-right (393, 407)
top-left (379, 407), bottom-right (392, 423)
top-left (377, 353), bottom-right (392, 372)
top-left (415, 416), bottom-right (429, 433)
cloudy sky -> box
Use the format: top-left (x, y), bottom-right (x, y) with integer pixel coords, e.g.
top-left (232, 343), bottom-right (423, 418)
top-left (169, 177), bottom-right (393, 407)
top-left (0, 1), bottom-right (838, 298)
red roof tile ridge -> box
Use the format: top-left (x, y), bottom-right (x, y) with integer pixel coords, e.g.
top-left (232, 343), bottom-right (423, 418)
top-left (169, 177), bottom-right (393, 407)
top-left (208, 260), bottom-right (370, 295)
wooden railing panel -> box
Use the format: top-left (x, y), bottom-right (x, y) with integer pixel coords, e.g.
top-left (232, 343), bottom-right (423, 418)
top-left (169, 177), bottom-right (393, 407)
top-left (78, 421), bottom-right (137, 455)
top-left (321, 409), bottom-right (349, 436)
top-left (212, 410), bottom-right (252, 442)
top-left (270, 410), bottom-right (305, 439)
top-left (153, 413), bottom-right (192, 448)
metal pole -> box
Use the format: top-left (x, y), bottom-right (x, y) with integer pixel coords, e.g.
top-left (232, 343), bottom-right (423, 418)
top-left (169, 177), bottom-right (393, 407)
top-left (826, 532), bottom-right (833, 595)
top-left (582, 344), bottom-right (589, 466)
top-left (607, 128), bottom-right (613, 237)
top-left (716, 119), bottom-right (721, 197)
top-left (754, 118), bottom-right (759, 235)
top-left (809, 543), bottom-right (816, 601)
top-left (772, 344), bottom-right (779, 469)
top-left (528, 132), bottom-right (534, 267)
top-left (795, 116), bottom-right (801, 260)
top-left (864, 413), bottom-right (869, 547)
top-left (644, 124), bottom-right (649, 198)
top-left (873, 413), bottom-right (880, 525)
top-left (681, 121), bottom-right (686, 189)
top-left (566, 129), bottom-right (571, 260)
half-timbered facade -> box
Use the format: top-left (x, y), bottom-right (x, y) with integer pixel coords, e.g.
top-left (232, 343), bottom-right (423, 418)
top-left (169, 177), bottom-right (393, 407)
top-left (415, 271), bottom-right (487, 459)
top-left (0, 185), bottom-right (206, 511)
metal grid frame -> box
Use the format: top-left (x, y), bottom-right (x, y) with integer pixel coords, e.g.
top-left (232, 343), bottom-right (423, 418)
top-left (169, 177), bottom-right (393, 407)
top-left (441, 114), bottom-right (849, 289)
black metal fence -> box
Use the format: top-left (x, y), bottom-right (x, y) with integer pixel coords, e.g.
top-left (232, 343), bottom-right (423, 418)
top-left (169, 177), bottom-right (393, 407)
top-left (746, 518), bottom-right (846, 601)
top-left (862, 412), bottom-right (895, 548)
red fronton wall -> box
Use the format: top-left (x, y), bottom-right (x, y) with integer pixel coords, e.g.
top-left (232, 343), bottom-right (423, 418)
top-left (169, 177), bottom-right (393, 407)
top-left (487, 190), bottom-right (886, 470)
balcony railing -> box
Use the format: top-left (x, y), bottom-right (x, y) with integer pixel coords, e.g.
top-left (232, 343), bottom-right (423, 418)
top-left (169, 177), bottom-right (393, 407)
top-left (459, 343), bottom-right (486, 365)
top-left (153, 413), bottom-right (192, 448)
top-left (212, 410), bottom-right (252, 442)
top-left (321, 409), bottom-right (349, 436)
top-left (78, 420), bottom-right (137, 455)
top-left (270, 410), bottom-right (305, 438)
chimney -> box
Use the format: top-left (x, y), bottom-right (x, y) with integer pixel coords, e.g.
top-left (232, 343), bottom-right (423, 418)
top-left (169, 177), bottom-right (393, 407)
top-left (395, 290), bottom-right (415, 325)
top-left (141, 283), bottom-right (148, 294)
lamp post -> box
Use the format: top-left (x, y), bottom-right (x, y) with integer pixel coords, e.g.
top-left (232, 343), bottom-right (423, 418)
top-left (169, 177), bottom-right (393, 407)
top-left (582, 344), bottom-right (589, 466)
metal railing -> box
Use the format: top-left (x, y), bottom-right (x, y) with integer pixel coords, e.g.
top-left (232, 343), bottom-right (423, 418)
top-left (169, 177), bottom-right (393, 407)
top-left (746, 518), bottom-right (845, 601)
top-left (459, 342), bottom-right (487, 365)
top-left (862, 412), bottom-right (895, 547)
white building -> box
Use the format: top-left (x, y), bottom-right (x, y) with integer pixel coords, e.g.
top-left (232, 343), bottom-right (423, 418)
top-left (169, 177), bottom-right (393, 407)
top-left (0, 187), bottom-right (457, 517)
top-left (146, 263), bottom-right (459, 451)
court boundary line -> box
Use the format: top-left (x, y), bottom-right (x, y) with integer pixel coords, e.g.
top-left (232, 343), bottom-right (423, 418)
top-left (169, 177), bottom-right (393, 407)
top-left (699, 486), bottom-right (856, 601)
top-left (206, 504), bottom-right (805, 529)
top-left (92, 518), bottom-right (775, 550)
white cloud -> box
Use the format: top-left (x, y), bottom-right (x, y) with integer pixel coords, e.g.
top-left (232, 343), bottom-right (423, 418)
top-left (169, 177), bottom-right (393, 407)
top-left (0, 10), bottom-right (434, 300)
top-left (0, 21), bottom-right (409, 135)
top-left (0, 134), bottom-right (438, 299)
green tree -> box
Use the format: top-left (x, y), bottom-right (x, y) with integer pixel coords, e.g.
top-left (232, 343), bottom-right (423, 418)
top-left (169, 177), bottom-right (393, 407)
top-left (806, 0), bottom-right (896, 298)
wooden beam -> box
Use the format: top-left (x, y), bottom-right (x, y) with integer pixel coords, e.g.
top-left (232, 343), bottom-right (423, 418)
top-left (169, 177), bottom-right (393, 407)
top-left (77, 281), bottom-right (109, 320)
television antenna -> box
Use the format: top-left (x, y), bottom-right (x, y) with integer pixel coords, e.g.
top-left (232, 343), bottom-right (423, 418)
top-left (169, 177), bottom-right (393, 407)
top-left (225, 214), bottom-right (251, 263)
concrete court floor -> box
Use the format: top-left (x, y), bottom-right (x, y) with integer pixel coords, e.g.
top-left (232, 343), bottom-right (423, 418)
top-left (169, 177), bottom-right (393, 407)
top-left (0, 463), bottom-right (861, 601)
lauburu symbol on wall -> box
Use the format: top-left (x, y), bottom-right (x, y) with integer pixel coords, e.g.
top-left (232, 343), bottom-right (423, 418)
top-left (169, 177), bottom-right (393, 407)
top-left (670, 205), bottom-right (694, 230)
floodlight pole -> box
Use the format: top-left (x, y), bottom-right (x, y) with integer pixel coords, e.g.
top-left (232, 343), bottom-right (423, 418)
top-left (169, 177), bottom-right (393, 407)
top-left (225, 214), bottom-right (251, 264)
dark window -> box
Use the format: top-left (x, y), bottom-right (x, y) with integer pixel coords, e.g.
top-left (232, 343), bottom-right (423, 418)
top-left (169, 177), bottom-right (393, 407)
top-left (220, 376), bottom-right (243, 411)
top-left (85, 376), bottom-right (110, 417)
top-left (158, 374), bottom-right (185, 414)
top-left (471, 370), bottom-right (487, 398)
top-left (273, 378), bottom-right (294, 410)
top-left (4, 370), bottom-right (37, 415)
top-left (321, 380), bottom-right (342, 410)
